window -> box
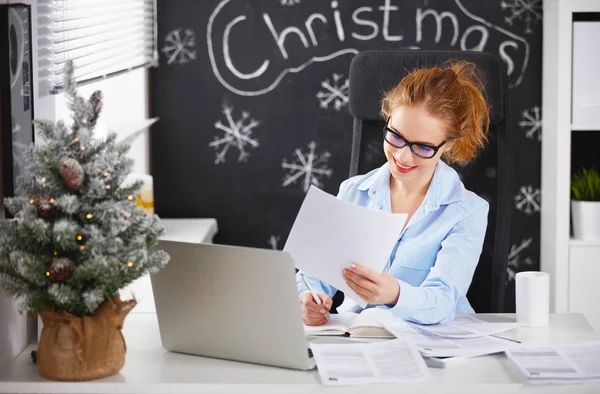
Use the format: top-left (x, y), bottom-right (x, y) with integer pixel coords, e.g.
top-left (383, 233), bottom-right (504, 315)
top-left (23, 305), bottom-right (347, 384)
top-left (36, 0), bottom-right (156, 94)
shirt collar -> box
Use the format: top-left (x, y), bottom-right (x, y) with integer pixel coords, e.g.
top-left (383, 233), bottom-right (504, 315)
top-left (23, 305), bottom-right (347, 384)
top-left (357, 160), bottom-right (463, 207)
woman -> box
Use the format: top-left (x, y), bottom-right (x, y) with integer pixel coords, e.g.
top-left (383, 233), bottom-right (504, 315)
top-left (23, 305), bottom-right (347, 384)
top-left (297, 60), bottom-right (490, 326)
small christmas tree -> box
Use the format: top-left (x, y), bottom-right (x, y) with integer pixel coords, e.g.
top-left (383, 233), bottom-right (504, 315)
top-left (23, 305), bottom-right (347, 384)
top-left (0, 61), bottom-right (169, 317)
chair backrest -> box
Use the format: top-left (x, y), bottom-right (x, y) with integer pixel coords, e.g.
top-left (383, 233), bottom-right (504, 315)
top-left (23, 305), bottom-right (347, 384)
top-left (347, 50), bottom-right (512, 313)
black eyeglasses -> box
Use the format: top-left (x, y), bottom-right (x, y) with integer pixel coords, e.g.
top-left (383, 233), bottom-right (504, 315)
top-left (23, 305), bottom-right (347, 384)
top-left (383, 117), bottom-right (447, 159)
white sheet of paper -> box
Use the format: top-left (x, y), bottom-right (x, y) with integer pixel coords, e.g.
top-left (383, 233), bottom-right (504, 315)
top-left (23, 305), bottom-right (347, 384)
top-left (310, 339), bottom-right (430, 385)
top-left (284, 186), bottom-right (407, 307)
top-left (506, 341), bottom-right (600, 380)
top-left (407, 315), bottom-right (524, 339)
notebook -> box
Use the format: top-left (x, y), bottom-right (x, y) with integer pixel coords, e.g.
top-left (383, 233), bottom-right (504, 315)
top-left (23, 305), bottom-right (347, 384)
top-left (303, 308), bottom-right (395, 338)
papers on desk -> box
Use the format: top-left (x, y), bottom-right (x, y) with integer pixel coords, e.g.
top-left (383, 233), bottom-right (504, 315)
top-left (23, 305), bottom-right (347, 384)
top-left (284, 186), bottom-right (407, 307)
top-left (310, 339), bottom-right (430, 385)
top-left (407, 315), bottom-right (523, 339)
top-left (382, 319), bottom-right (520, 358)
top-left (506, 341), bottom-right (600, 384)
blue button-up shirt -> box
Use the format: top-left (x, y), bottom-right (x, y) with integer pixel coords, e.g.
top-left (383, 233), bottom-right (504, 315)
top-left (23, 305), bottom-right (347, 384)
top-left (296, 160), bottom-right (489, 324)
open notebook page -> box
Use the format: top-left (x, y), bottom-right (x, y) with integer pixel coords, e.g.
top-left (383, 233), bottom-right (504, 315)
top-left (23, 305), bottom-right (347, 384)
top-left (304, 308), bottom-right (395, 337)
top-left (304, 312), bottom-right (358, 336)
top-left (347, 308), bottom-right (395, 338)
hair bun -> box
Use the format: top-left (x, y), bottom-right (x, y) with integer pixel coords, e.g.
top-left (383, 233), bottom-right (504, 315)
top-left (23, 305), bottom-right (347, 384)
top-left (380, 60), bottom-right (490, 164)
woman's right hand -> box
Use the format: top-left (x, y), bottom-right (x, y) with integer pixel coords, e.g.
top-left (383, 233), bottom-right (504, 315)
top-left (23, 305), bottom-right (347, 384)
top-left (299, 292), bottom-right (332, 326)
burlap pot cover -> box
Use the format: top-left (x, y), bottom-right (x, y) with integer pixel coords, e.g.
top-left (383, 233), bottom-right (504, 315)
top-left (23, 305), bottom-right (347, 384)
top-left (37, 295), bottom-right (136, 381)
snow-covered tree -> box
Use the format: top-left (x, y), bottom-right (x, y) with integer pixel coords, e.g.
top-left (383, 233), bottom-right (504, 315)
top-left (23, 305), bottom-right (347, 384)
top-left (0, 61), bottom-right (169, 317)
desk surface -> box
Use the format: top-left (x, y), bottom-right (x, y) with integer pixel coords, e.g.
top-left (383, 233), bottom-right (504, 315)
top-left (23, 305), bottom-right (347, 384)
top-left (1, 313), bottom-right (599, 394)
top-left (159, 218), bottom-right (218, 244)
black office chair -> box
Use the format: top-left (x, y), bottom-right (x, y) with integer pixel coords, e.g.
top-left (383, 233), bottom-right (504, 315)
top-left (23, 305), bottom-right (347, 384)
top-left (337, 50), bottom-right (513, 313)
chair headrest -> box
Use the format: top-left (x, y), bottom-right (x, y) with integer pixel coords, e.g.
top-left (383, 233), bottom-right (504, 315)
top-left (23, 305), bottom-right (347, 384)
top-left (348, 50), bottom-right (507, 126)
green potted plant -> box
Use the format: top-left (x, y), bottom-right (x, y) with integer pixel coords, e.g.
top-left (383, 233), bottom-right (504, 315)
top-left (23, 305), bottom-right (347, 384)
top-left (571, 167), bottom-right (600, 239)
top-left (0, 61), bottom-right (170, 381)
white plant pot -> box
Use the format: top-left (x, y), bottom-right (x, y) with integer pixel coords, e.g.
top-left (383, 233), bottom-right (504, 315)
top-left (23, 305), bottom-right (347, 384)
top-left (572, 200), bottom-right (600, 239)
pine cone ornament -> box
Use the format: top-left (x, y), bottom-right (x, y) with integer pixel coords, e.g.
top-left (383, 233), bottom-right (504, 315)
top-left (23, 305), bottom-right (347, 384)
top-left (48, 257), bottom-right (75, 282)
top-left (35, 194), bottom-right (55, 217)
top-left (59, 157), bottom-right (85, 190)
top-left (89, 90), bottom-right (103, 126)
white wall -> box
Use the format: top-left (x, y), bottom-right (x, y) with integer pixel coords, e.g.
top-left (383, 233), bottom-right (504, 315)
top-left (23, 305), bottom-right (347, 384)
top-left (0, 68), bottom-right (151, 359)
top-left (54, 68), bottom-right (151, 175)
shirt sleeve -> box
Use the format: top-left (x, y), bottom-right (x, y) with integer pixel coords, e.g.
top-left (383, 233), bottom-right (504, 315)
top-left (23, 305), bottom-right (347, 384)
top-left (388, 200), bottom-right (489, 324)
top-left (295, 179), bottom-right (353, 297)
top-left (296, 270), bottom-right (338, 297)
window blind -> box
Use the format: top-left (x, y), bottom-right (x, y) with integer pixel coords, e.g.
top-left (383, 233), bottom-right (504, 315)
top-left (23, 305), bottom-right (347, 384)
top-left (36, 0), bottom-right (157, 94)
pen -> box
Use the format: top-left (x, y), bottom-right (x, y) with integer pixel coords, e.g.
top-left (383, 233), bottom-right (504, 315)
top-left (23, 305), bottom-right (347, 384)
top-left (490, 334), bottom-right (521, 344)
top-left (299, 273), bottom-right (331, 321)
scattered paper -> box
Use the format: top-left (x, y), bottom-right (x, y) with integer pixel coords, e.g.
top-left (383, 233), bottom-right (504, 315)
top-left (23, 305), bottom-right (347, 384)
top-left (310, 339), bottom-right (430, 385)
top-left (284, 186), bottom-right (407, 307)
top-left (382, 319), bottom-right (520, 358)
top-left (407, 315), bottom-right (523, 339)
top-left (506, 341), bottom-right (600, 382)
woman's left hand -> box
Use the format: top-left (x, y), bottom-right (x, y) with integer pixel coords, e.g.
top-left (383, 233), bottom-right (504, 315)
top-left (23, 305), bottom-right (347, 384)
top-left (343, 263), bottom-right (400, 305)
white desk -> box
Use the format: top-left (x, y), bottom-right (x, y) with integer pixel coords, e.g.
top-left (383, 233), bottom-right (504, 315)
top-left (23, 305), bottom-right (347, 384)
top-left (2, 313), bottom-right (598, 393)
top-left (158, 218), bottom-right (218, 244)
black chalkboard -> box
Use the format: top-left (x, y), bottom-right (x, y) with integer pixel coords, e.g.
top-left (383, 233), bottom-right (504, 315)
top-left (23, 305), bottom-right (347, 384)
top-left (151, 0), bottom-right (542, 311)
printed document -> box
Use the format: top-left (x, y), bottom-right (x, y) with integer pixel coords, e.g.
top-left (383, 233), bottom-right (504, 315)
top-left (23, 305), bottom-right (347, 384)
top-left (382, 319), bottom-right (520, 358)
top-left (310, 339), bottom-right (430, 385)
top-left (284, 186), bottom-right (407, 307)
top-left (506, 341), bottom-right (600, 381)
top-left (407, 314), bottom-right (523, 339)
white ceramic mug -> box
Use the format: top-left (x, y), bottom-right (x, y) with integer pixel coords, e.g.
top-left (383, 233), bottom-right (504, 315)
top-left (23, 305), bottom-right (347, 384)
top-left (515, 271), bottom-right (550, 327)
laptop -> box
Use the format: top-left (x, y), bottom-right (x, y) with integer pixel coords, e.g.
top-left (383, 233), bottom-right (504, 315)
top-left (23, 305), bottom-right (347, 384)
top-left (150, 240), bottom-right (315, 370)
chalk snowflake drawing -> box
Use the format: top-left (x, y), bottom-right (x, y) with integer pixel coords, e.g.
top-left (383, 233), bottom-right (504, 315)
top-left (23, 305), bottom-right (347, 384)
top-left (507, 238), bottom-right (534, 281)
top-left (161, 29), bottom-right (197, 65)
top-left (280, 0), bottom-right (300, 5)
top-left (500, 0), bottom-right (542, 34)
top-left (209, 106), bottom-right (260, 165)
top-left (519, 105), bottom-right (542, 141)
top-left (268, 235), bottom-right (280, 250)
top-left (282, 141), bottom-right (333, 192)
top-left (316, 73), bottom-right (349, 111)
top-left (515, 185), bottom-right (541, 215)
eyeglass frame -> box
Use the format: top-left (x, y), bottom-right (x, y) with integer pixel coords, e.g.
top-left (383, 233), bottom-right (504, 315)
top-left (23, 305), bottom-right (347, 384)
top-left (383, 117), bottom-right (448, 159)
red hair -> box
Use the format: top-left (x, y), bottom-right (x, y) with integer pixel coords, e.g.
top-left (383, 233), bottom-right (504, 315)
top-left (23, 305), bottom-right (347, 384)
top-left (381, 60), bottom-right (490, 163)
